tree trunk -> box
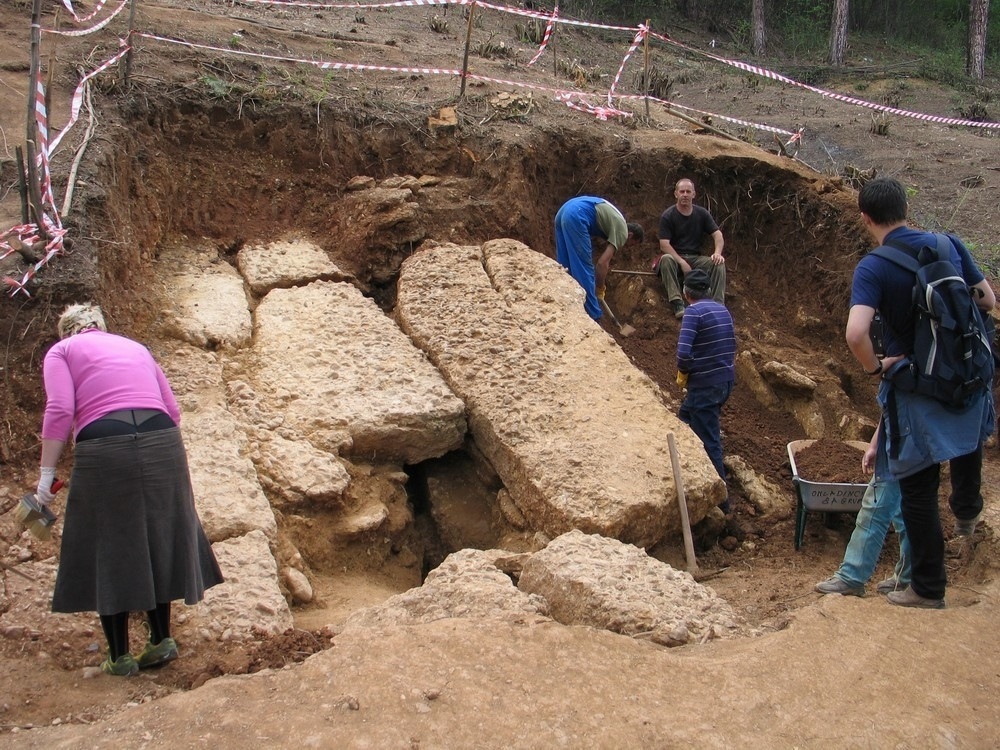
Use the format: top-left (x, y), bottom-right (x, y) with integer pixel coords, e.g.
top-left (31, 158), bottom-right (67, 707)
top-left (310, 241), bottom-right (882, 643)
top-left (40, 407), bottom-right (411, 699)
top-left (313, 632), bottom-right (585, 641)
top-left (829, 0), bottom-right (850, 68)
top-left (752, 0), bottom-right (767, 56)
top-left (967, 0), bottom-right (989, 80)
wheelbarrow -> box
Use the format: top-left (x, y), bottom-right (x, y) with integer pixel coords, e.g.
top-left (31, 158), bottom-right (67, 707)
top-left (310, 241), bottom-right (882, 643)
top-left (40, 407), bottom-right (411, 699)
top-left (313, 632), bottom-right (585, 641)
top-left (787, 440), bottom-right (869, 550)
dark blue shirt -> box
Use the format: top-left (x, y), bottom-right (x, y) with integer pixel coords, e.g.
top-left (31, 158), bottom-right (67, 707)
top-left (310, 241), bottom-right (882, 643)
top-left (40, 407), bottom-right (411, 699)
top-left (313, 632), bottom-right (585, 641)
top-left (677, 299), bottom-right (736, 388)
top-left (850, 227), bottom-right (985, 356)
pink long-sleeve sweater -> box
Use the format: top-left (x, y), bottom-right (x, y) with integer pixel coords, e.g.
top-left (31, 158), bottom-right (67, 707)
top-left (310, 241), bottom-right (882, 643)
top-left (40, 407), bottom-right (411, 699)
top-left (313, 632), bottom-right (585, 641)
top-left (41, 329), bottom-right (181, 441)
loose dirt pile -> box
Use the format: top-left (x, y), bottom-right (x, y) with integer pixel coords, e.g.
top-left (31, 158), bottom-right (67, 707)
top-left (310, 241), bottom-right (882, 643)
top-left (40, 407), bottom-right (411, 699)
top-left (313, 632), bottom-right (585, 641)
top-left (794, 439), bottom-right (868, 484)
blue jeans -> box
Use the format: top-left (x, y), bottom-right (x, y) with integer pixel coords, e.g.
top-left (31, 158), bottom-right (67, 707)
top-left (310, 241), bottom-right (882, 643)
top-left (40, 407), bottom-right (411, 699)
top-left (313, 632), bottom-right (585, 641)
top-left (835, 480), bottom-right (911, 588)
top-left (679, 381), bottom-right (733, 508)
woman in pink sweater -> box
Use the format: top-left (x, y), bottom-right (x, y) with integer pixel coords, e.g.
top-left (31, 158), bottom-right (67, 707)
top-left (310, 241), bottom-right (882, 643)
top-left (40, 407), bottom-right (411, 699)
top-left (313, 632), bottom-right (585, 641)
top-left (38, 303), bottom-right (222, 676)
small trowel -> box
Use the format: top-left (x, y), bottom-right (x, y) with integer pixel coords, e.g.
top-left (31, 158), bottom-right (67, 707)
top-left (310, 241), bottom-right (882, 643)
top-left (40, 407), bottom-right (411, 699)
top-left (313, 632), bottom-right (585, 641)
top-left (15, 480), bottom-right (64, 541)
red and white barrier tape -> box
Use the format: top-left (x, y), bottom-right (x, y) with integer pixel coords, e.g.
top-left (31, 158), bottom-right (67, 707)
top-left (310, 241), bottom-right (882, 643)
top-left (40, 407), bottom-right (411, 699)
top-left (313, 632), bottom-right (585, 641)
top-left (607, 24), bottom-right (645, 107)
top-left (627, 94), bottom-right (795, 137)
top-left (526, 4), bottom-right (557, 67)
top-left (46, 0), bottom-right (130, 37)
top-left (649, 31), bottom-right (1000, 130)
top-left (3, 46), bottom-right (127, 297)
top-left (58, 0), bottom-right (112, 24)
top-left (48, 44), bottom-right (130, 155)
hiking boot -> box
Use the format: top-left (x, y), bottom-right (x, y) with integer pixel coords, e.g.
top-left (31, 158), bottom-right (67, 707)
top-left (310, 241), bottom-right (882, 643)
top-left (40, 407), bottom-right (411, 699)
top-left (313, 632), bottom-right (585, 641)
top-left (672, 301), bottom-right (685, 319)
top-left (954, 513), bottom-right (981, 536)
top-left (876, 576), bottom-right (906, 595)
top-left (814, 576), bottom-right (864, 597)
top-left (886, 587), bottom-right (945, 609)
top-left (136, 637), bottom-right (179, 669)
top-left (101, 653), bottom-right (139, 677)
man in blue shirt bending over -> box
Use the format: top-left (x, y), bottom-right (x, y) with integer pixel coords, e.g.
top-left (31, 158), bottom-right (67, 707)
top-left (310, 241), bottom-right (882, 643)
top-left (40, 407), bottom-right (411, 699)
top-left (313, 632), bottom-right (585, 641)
top-left (676, 268), bottom-right (736, 513)
top-left (554, 196), bottom-right (643, 321)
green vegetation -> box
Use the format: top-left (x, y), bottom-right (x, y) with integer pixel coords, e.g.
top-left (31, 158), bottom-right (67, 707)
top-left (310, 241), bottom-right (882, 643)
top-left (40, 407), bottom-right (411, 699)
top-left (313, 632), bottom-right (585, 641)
top-left (573, 1), bottom-right (1000, 78)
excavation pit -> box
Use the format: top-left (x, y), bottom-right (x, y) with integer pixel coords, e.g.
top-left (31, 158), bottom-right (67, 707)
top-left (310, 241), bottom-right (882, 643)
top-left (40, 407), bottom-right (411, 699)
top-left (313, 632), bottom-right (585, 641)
top-left (2, 92), bottom-right (888, 648)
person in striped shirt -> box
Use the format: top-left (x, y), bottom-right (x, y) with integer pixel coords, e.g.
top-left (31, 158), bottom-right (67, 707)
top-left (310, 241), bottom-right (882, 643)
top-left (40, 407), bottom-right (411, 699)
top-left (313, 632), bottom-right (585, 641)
top-left (675, 268), bottom-right (737, 512)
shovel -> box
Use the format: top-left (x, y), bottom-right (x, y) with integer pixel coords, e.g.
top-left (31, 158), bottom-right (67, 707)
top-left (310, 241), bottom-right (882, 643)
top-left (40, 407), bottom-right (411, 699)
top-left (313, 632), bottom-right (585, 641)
top-left (599, 298), bottom-right (635, 337)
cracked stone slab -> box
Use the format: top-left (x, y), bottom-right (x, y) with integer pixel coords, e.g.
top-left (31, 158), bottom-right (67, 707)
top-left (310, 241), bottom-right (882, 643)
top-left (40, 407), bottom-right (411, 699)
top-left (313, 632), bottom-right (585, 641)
top-left (237, 237), bottom-right (351, 296)
top-left (518, 531), bottom-right (754, 646)
top-left (155, 239), bottom-right (252, 350)
top-left (240, 280), bottom-right (466, 463)
top-left (184, 530), bottom-right (294, 639)
top-left (158, 344), bottom-right (276, 544)
top-left (256, 432), bottom-right (351, 506)
top-left (395, 240), bottom-right (724, 548)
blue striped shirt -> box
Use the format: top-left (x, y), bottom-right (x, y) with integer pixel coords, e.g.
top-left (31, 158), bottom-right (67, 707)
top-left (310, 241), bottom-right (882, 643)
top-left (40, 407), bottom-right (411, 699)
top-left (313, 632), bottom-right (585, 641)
top-left (677, 300), bottom-right (736, 388)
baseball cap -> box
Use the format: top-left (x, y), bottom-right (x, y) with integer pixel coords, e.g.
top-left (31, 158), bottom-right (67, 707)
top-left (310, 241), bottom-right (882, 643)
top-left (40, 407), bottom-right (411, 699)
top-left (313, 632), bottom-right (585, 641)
top-left (683, 268), bottom-right (711, 293)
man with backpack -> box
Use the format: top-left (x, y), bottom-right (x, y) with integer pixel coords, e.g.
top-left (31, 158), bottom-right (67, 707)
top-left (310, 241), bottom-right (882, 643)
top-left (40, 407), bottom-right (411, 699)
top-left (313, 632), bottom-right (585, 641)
top-left (845, 177), bottom-right (996, 609)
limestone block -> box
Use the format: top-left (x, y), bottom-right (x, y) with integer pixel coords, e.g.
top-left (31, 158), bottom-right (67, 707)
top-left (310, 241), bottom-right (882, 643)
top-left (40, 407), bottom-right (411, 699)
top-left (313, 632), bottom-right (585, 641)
top-left (257, 432), bottom-right (351, 506)
top-left (726, 454), bottom-right (789, 516)
top-left (242, 280), bottom-right (466, 463)
top-left (156, 344), bottom-right (276, 543)
top-left (518, 531), bottom-right (753, 646)
top-left (735, 351), bottom-right (779, 409)
top-left (788, 400), bottom-right (826, 438)
top-left (237, 238), bottom-right (349, 296)
top-left (761, 361), bottom-right (818, 393)
top-left (282, 567), bottom-right (314, 604)
top-left (396, 240), bottom-right (724, 548)
top-left (156, 344), bottom-right (229, 414)
top-left (156, 240), bottom-right (252, 350)
top-left (838, 412), bottom-right (878, 443)
top-left (186, 530), bottom-right (293, 638)
top-left (342, 549), bottom-right (549, 629)
top-left (182, 405), bottom-right (277, 544)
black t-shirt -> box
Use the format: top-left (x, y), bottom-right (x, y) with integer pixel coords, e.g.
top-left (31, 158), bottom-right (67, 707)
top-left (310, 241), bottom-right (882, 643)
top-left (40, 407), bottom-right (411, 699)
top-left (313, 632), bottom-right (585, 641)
top-left (658, 205), bottom-right (719, 256)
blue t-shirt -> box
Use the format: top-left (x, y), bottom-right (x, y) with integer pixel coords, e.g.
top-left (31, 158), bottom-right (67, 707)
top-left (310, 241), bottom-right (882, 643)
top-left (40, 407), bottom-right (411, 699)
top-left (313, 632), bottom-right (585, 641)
top-left (850, 227), bottom-right (985, 356)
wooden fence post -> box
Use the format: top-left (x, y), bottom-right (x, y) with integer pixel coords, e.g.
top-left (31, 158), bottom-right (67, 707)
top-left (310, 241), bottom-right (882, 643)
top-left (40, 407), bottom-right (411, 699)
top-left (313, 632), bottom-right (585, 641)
top-left (26, 0), bottom-right (47, 239)
top-left (643, 19), bottom-right (650, 119)
top-left (123, 0), bottom-right (137, 86)
top-left (459, 1), bottom-right (476, 98)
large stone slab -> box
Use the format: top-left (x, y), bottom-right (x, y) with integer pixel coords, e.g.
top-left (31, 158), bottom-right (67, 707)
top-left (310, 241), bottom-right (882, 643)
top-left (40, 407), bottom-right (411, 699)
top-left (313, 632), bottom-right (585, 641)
top-left (156, 239), bottom-right (252, 349)
top-left (518, 531), bottom-right (752, 646)
top-left (237, 237), bottom-right (350, 296)
top-left (158, 344), bottom-right (277, 543)
top-left (395, 240), bottom-right (724, 548)
top-left (241, 280), bottom-right (467, 463)
top-left (342, 549), bottom-right (549, 629)
top-left (184, 530), bottom-right (294, 639)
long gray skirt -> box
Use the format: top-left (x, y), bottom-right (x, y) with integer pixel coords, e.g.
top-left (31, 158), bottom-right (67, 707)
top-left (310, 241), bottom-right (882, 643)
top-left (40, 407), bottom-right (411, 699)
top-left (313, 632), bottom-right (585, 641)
top-left (52, 427), bottom-right (224, 615)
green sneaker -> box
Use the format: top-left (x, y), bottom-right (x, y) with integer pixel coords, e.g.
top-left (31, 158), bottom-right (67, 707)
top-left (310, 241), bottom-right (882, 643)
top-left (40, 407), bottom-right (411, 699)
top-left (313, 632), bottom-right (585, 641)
top-left (101, 653), bottom-right (139, 676)
top-left (136, 637), bottom-right (179, 669)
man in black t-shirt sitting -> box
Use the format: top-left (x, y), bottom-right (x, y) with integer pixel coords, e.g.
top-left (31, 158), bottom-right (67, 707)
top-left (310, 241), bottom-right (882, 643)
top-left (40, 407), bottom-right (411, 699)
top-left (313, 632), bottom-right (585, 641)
top-left (653, 178), bottom-right (726, 318)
